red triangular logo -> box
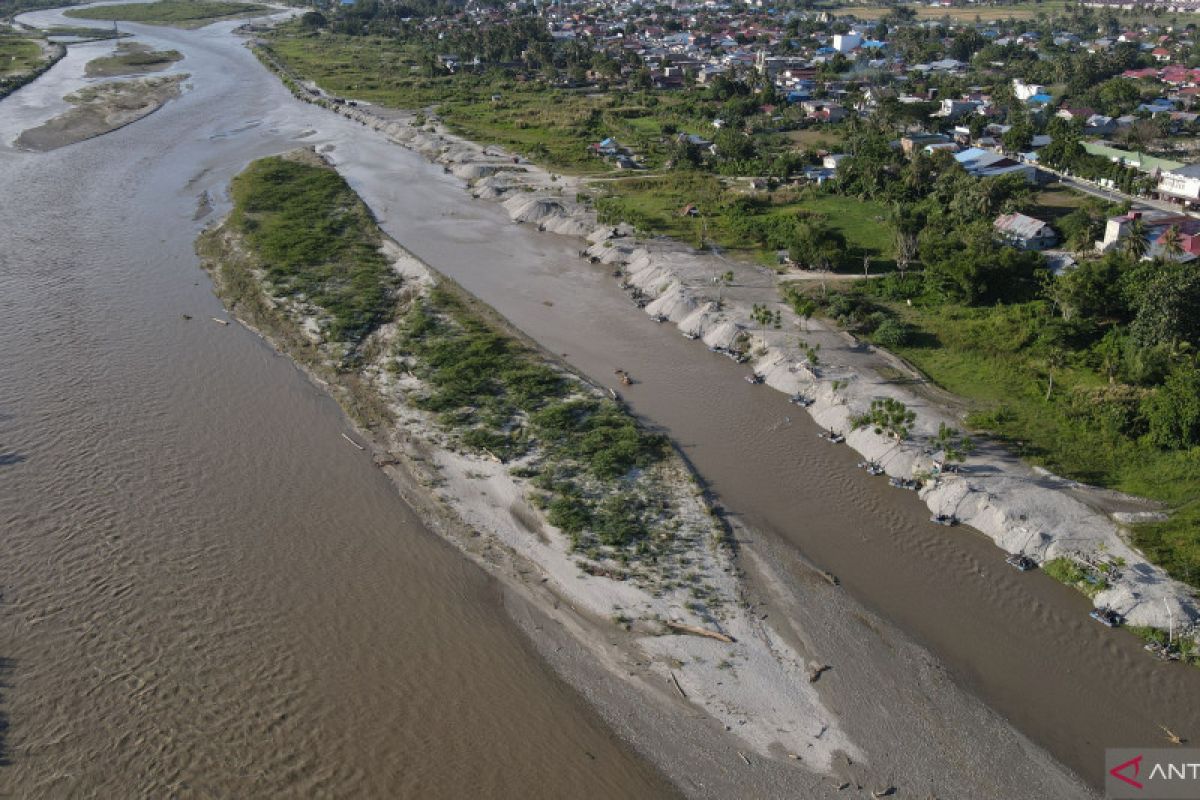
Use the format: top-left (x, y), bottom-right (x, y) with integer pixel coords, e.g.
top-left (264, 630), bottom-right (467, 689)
top-left (1111, 755), bottom-right (1144, 790)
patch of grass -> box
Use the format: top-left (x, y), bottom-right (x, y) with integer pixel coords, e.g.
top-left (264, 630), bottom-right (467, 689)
top-left (789, 195), bottom-right (892, 262)
top-left (395, 286), bottom-right (668, 550)
top-left (228, 154), bottom-right (399, 347)
top-left (85, 45), bottom-right (182, 77)
top-left (595, 176), bottom-right (891, 267)
top-left (785, 127), bottom-right (846, 151)
top-left (1043, 557), bottom-right (1109, 598)
top-left (1130, 501), bottom-right (1200, 590)
top-left (1029, 184), bottom-right (1095, 223)
top-left (0, 30), bottom-right (46, 76)
top-left (66, 0), bottom-right (269, 27)
top-left (41, 26), bottom-right (126, 40)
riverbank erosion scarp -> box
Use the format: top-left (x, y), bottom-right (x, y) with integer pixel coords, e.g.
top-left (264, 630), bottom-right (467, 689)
top-left (15, 72), bottom-right (186, 151)
top-left (252, 53), bottom-right (1200, 643)
top-left (196, 149), bottom-right (875, 793)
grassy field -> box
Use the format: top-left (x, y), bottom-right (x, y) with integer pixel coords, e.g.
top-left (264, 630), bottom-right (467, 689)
top-left (595, 176), bottom-right (892, 266)
top-left (0, 29), bottom-right (45, 76)
top-left (263, 30), bottom-right (722, 175)
top-left (1030, 184), bottom-right (1093, 221)
top-left (798, 195), bottom-right (892, 262)
top-left (66, 0), bottom-right (269, 27)
top-left (786, 128), bottom-right (846, 151)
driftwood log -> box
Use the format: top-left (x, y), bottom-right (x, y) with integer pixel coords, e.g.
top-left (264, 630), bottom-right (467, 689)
top-left (666, 621), bottom-right (735, 643)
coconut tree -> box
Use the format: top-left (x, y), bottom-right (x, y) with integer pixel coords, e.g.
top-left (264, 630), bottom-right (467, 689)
top-left (852, 398), bottom-right (917, 449)
top-left (1159, 225), bottom-right (1184, 262)
top-left (932, 422), bottom-right (975, 468)
top-left (1123, 217), bottom-right (1150, 261)
top-left (794, 297), bottom-right (816, 332)
top-left (751, 303), bottom-right (781, 337)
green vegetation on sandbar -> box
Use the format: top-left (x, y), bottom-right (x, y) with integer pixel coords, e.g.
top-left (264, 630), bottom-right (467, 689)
top-left (228, 155), bottom-right (399, 346)
top-left (85, 44), bottom-right (182, 77)
top-left (205, 152), bottom-right (683, 564)
top-left (42, 26), bottom-right (127, 41)
top-left (396, 286), bottom-right (671, 554)
top-left (66, 0), bottom-right (269, 27)
top-left (1042, 557), bottom-right (1109, 599)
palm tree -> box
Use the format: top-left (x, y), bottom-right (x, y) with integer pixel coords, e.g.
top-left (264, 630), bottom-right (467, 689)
top-left (852, 398), bottom-right (916, 445)
top-left (933, 423), bottom-right (975, 467)
top-left (1123, 218), bottom-right (1150, 261)
top-left (794, 298), bottom-right (816, 332)
top-left (1069, 214), bottom-right (1105, 255)
top-left (1159, 225), bottom-right (1184, 262)
top-left (1045, 348), bottom-right (1067, 401)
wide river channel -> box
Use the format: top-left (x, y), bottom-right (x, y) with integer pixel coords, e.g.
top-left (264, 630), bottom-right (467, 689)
top-left (2, 8), bottom-right (1199, 797)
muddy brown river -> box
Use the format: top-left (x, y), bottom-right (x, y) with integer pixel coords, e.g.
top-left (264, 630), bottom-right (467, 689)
top-left (0, 12), bottom-right (674, 798)
top-left (2, 7), bottom-right (1199, 797)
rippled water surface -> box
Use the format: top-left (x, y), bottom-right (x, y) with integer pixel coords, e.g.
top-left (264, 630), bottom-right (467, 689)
top-left (0, 15), bottom-right (674, 798)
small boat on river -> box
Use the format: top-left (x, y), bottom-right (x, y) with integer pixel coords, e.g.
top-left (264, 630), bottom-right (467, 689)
top-left (1005, 554), bottom-right (1037, 572)
top-left (1090, 607), bottom-right (1125, 628)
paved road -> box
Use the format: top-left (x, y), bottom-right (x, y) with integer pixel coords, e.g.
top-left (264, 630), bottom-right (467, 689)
top-left (1042, 165), bottom-right (1198, 217)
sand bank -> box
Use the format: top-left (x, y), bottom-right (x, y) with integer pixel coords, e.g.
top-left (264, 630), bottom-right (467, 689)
top-left (195, 172), bottom-right (865, 790)
top-left (84, 42), bottom-right (183, 78)
top-left (16, 73), bottom-right (186, 151)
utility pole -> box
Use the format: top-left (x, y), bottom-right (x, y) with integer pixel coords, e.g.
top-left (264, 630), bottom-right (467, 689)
top-left (1164, 598), bottom-right (1174, 647)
